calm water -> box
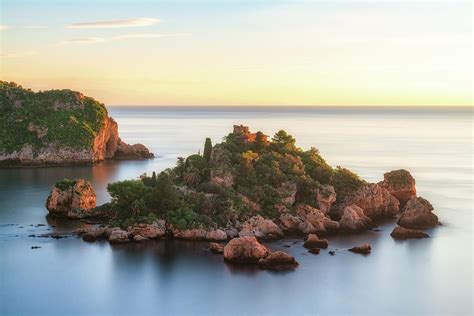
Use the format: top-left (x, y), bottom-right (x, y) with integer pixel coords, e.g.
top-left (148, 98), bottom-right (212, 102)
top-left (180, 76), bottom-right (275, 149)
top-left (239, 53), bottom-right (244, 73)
top-left (0, 107), bottom-right (472, 316)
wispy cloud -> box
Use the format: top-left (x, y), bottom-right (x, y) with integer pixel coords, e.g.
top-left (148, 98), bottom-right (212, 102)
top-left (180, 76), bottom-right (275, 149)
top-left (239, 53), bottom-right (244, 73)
top-left (0, 51), bottom-right (37, 58)
top-left (67, 18), bottom-right (159, 29)
top-left (57, 33), bottom-right (189, 45)
top-left (0, 24), bottom-right (10, 31)
top-left (24, 25), bottom-right (48, 29)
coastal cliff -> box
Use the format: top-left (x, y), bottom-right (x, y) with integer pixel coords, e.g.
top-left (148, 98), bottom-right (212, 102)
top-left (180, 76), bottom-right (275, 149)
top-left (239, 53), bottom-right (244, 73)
top-left (0, 81), bottom-right (153, 166)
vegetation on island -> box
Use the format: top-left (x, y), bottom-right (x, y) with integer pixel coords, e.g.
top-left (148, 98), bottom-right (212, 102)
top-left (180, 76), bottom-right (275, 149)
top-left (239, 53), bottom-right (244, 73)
top-left (0, 81), bottom-right (108, 153)
top-left (105, 126), bottom-right (366, 230)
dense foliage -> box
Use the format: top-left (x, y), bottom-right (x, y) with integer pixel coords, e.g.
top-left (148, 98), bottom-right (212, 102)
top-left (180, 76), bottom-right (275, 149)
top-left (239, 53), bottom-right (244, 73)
top-left (0, 81), bottom-right (108, 153)
top-left (106, 127), bottom-right (366, 230)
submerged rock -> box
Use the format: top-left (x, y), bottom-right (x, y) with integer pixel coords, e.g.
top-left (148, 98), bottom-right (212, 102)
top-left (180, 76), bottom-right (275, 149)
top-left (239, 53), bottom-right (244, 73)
top-left (258, 251), bottom-right (298, 271)
top-left (348, 244), bottom-right (371, 254)
top-left (223, 236), bottom-right (270, 264)
top-left (339, 204), bottom-right (374, 233)
top-left (397, 197), bottom-right (439, 229)
top-left (390, 226), bottom-right (429, 240)
top-left (303, 234), bottom-right (329, 249)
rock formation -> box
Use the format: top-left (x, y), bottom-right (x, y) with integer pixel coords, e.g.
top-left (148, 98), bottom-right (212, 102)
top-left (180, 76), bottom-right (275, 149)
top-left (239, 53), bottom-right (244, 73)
top-left (348, 244), bottom-right (371, 254)
top-left (397, 197), bottom-right (439, 229)
top-left (390, 226), bottom-right (429, 239)
top-left (238, 215), bottom-right (284, 240)
top-left (339, 204), bottom-right (374, 233)
top-left (380, 169), bottom-right (417, 206)
top-left (303, 234), bottom-right (329, 249)
top-left (45, 179), bottom-right (96, 218)
top-left (344, 183), bottom-right (399, 219)
top-left (258, 251), bottom-right (298, 271)
top-left (223, 236), bottom-right (270, 263)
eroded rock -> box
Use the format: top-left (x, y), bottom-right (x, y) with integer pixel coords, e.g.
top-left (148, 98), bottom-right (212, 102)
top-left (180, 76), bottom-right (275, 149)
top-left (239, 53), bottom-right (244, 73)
top-left (224, 236), bottom-right (270, 264)
top-left (397, 197), bottom-right (438, 229)
top-left (45, 179), bottom-right (96, 218)
top-left (339, 204), bottom-right (374, 233)
top-left (239, 215), bottom-right (284, 240)
top-left (344, 183), bottom-right (399, 219)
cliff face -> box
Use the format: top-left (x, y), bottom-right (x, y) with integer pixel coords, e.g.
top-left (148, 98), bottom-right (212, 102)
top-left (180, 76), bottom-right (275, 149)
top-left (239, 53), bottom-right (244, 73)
top-left (0, 81), bottom-right (153, 166)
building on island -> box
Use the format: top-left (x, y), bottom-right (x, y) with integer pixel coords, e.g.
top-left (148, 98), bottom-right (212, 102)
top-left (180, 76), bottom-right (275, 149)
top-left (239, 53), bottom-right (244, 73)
top-left (233, 125), bottom-right (269, 144)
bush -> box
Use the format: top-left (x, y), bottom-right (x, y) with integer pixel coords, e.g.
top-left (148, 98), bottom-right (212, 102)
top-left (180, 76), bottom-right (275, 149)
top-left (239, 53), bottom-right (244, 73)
top-left (107, 180), bottom-right (150, 218)
top-left (332, 166), bottom-right (365, 202)
top-left (54, 178), bottom-right (77, 191)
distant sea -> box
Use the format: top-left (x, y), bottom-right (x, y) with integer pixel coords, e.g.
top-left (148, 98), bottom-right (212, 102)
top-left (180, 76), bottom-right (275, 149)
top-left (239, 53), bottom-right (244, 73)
top-left (0, 106), bottom-right (472, 315)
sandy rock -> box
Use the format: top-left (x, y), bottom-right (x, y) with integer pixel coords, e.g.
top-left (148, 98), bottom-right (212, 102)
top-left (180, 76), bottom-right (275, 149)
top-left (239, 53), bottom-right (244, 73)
top-left (381, 169), bottom-right (417, 206)
top-left (316, 184), bottom-right (337, 214)
top-left (258, 251), bottom-right (298, 271)
top-left (239, 215), bottom-right (284, 240)
top-left (303, 234), bottom-right (329, 249)
top-left (345, 183), bottom-right (399, 219)
top-left (390, 226), bottom-right (429, 240)
top-left (209, 242), bottom-right (225, 254)
top-left (45, 179), bottom-right (96, 218)
top-left (339, 204), bottom-right (374, 233)
top-left (348, 244), bottom-right (371, 254)
top-left (108, 230), bottom-right (130, 244)
top-left (397, 197), bottom-right (439, 229)
top-left (223, 236), bottom-right (270, 263)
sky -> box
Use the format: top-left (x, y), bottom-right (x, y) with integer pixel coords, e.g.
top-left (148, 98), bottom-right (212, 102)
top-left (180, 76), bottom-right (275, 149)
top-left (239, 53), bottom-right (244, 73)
top-left (0, 0), bottom-right (472, 106)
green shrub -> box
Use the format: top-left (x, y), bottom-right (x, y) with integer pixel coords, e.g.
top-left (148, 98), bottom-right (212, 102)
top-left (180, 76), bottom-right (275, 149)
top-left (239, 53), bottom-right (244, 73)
top-left (332, 166), bottom-right (365, 202)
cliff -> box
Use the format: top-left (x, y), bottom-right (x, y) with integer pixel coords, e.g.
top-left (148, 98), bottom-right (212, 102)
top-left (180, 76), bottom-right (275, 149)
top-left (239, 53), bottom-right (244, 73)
top-left (0, 81), bottom-right (153, 166)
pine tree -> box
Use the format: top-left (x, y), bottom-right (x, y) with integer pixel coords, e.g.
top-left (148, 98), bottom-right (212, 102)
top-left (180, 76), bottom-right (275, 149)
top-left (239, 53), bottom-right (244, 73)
top-left (203, 137), bottom-right (212, 162)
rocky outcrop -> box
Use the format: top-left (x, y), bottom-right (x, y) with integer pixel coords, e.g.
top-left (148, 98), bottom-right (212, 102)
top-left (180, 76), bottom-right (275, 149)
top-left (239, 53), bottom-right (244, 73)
top-left (0, 81), bottom-right (153, 166)
top-left (316, 184), bottom-right (337, 214)
top-left (296, 204), bottom-right (339, 235)
top-left (303, 234), bottom-right (329, 249)
top-left (279, 213), bottom-right (302, 232)
top-left (206, 229), bottom-right (228, 241)
top-left (209, 145), bottom-right (234, 187)
top-left (108, 230), bottom-right (130, 243)
top-left (239, 215), bottom-right (284, 240)
top-left (397, 197), bottom-right (439, 229)
top-left (380, 169), bottom-right (416, 206)
top-left (46, 179), bottom-right (96, 218)
top-left (339, 204), bottom-right (374, 233)
top-left (258, 251), bottom-right (298, 271)
top-left (171, 228), bottom-right (208, 240)
top-left (209, 242), bottom-right (225, 254)
top-left (344, 183), bottom-right (399, 219)
top-left (128, 221), bottom-right (166, 239)
top-left (391, 226), bottom-right (429, 240)
top-left (348, 244), bottom-right (371, 254)
top-left (223, 236), bottom-right (270, 263)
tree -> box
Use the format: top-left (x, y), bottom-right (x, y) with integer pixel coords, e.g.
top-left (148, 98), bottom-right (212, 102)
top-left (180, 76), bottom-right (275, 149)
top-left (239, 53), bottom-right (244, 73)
top-left (147, 172), bottom-right (182, 215)
top-left (332, 166), bottom-right (365, 202)
top-left (271, 130), bottom-right (297, 153)
top-left (107, 180), bottom-right (150, 218)
top-left (252, 131), bottom-right (267, 152)
top-left (203, 137), bottom-right (212, 162)
top-left (301, 147), bottom-right (334, 184)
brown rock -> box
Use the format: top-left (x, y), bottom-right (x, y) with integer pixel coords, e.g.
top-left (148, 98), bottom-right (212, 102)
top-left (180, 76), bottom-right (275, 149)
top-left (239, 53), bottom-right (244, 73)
top-left (298, 221), bottom-right (317, 235)
top-left (348, 244), bottom-right (371, 254)
top-left (316, 184), bottom-right (337, 214)
top-left (258, 251), bottom-right (298, 271)
top-left (381, 169), bottom-right (416, 206)
top-left (108, 230), bottom-right (130, 244)
top-left (133, 235), bottom-right (148, 242)
top-left (209, 242), bottom-right (225, 254)
top-left (390, 226), bottom-right (429, 240)
top-left (45, 179), bottom-right (96, 218)
top-left (239, 215), bottom-right (283, 240)
top-left (114, 139), bottom-right (154, 160)
top-left (223, 236), bottom-right (270, 263)
top-left (303, 234), bottom-right (329, 249)
top-left (82, 233), bottom-right (97, 242)
top-left (339, 204), bottom-right (374, 233)
top-left (296, 204), bottom-right (339, 234)
top-left (308, 248), bottom-right (320, 254)
top-left (279, 213), bottom-right (302, 231)
top-left (206, 229), bottom-right (227, 241)
top-left (344, 183), bottom-right (399, 219)
top-left (128, 221), bottom-right (165, 239)
top-left (397, 197), bottom-right (439, 229)
top-left (172, 228), bottom-right (208, 240)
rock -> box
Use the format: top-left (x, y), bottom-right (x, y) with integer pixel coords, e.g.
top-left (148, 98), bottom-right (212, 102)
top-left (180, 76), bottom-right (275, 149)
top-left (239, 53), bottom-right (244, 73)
top-left (114, 140), bottom-right (154, 160)
top-left (303, 234), bottom-right (329, 249)
top-left (225, 226), bottom-right (239, 239)
top-left (73, 228), bottom-right (88, 235)
top-left (223, 236), bottom-right (270, 264)
top-left (128, 222), bottom-right (165, 239)
top-left (308, 248), bottom-right (320, 254)
top-left (298, 221), bottom-right (317, 235)
top-left (328, 251), bottom-right (336, 256)
top-left (381, 169), bottom-right (416, 206)
top-left (390, 226), bottom-right (429, 240)
top-left (108, 230), bottom-right (130, 244)
top-left (172, 228), bottom-right (208, 240)
top-left (296, 204), bottom-right (339, 234)
top-left (82, 233), bottom-right (97, 242)
top-left (209, 242), bottom-right (225, 254)
top-left (239, 215), bottom-right (284, 240)
top-left (339, 204), bottom-right (374, 233)
top-left (398, 197), bottom-right (438, 229)
top-left (133, 235), bottom-right (148, 242)
top-left (279, 213), bottom-right (302, 231)
top-left (344, 183), bottom-right (400, 219)
top-left (31, 246), bottom-right (41, 249)
top-left (279, 182), bottom-right (297, 206)
top-left (104, 227), bottom-right (122, 239)
top-left (209, 145), bottom-right (234, 187)
top-left (206, 229), bottom-right (227, 241)
top-left (238, 194), bottom-right (261, 213)
top-left (45, 179), bottom-right (96, 218)
top-left (316, 185), bottom-right (337, 214)
top-left (258, 251), bottom-right (298, 271)
top-left (348, 244), bottom-right (371, 254)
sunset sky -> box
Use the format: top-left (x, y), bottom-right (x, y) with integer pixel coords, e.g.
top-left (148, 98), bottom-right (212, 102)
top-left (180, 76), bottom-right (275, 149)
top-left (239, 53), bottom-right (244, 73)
top-left (0, 0), bottom-right (472, 106)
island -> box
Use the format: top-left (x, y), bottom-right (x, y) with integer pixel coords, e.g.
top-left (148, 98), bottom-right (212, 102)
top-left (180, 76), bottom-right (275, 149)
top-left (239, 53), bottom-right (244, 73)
top-left (0, 81), bottom-right (153, 166)
top-left (45, 125), bottom-right (440, 270)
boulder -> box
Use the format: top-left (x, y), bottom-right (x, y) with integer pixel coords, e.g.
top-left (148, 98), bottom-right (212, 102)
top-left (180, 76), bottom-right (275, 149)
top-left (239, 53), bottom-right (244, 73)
top-left (397, 197), bottom-right (439, 229)
top-left (209, 242), bottom-right (225, 254)
top-left (223, 236), bottom-right (270, 263)
top-left (298, 221), bottom-right (317, 235)
top-left (390, 226), bottom-right (429, 240)
top-left (279, 213), bottom-right (302, 231)
top-left (344, 183), bottom-right (399, 219)
top-left (348, 244), bottom-right (371, 254)
top-left (308, 248), bottom-right (320, 255)
top-left (339, 204), bottom-right (374, 233)
top-left (172, 228), bottom-right (208, 240)
top-left (316, 184), bottom-right (337, 214)
top-left (133, 235), bottom-right (148, 242)
top-left (114, 140), bottom-right (154, 160)
top-left (206, 229), bottom-right (227, 241)
top-left (128, 221), bottom-right (166, 239)
top-left (104, 227), bottom-right (122, 239)
top-left (279, 182), bottom-right (297, 206)
top-left (296, 204), bottom-right (339, 234)
top-left (239, 215), bottom-right (284, 240)
top-left (258, 251), bottom-right (298, 271)
top-left (380, 169), bottom-right (416, 206)
top-left (45, 179), bottom-right (96, 218)
top-left (108, 230), bottom-right (130, 244)
top-left (303, 234), bottom-right (329, 249)
top-left (225, 226), bottom-right (239, 239)
top-left (82, 233), bottom-right (97, 242)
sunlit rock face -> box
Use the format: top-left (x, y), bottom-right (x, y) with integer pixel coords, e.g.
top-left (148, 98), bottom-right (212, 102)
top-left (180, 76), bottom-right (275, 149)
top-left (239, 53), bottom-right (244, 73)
top-left (45, 179), bottom-right (96, 218)
top-left (397, 197), bottom-right (439, 229)
top-left (380, 169), bottom-right (417, 207)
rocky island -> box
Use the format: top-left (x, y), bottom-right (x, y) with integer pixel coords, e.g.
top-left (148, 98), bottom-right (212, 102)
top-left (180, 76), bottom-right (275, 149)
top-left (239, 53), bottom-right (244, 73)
top-left (0, 81), bottom-right (153, 166)
top-left (45, 125), bottom-right (440, 270)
